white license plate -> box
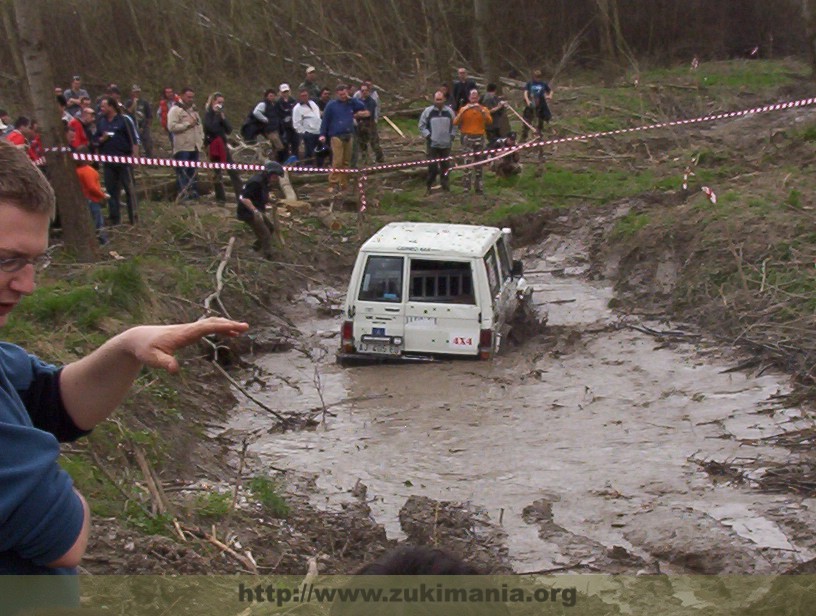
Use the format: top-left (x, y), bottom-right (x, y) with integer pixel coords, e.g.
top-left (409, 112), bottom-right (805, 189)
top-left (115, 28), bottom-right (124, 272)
top-left (358, 342), bottom-right (401, 356)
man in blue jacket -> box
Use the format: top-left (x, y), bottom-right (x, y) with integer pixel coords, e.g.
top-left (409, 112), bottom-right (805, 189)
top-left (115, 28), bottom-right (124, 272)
top-left (93, 96), bottom-right (140, 225)
top-left (318, 84), bottom-right (369, 192)
top-left (0, 141), bottom-right (248, 589)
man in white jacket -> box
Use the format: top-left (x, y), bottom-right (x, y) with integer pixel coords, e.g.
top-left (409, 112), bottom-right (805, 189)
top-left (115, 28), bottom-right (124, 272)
top-left (292, 88), bottom-right (322, 166)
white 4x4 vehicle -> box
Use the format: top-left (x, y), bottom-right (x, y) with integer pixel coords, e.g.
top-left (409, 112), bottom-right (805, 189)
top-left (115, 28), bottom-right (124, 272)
top-left (338, 222), bottom-right (531, 362)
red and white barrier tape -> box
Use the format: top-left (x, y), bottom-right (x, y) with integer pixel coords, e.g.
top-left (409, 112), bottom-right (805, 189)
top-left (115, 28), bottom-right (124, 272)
top-left (701, 186), bottom-right (717, 204)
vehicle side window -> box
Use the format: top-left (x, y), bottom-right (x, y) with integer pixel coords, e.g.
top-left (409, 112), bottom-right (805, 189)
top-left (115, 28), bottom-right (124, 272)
top-left (483, 249), bottom-right (500, 297)
top-left (409, 259), bottom-right (475, 304)
top-left (496, 239), bottom-right (512, 281)
top-left (358, 256), bottom-right (404, 302)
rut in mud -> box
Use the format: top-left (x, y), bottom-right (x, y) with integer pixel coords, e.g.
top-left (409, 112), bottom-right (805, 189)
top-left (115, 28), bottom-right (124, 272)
top-left (219, 209), bottom-right (816, 576)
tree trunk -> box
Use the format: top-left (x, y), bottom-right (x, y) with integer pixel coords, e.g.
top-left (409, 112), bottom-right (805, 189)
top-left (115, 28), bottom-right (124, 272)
top-left (1, 5), bottom-right (30, 105)
top-left (473, 0), bottom-right (499, 92)
top-left (595, 0), bottom-right (617, 62)
top-left (804, 0), bottom-right (816, 80)
top-left (13, 0), bottom-right (98, 262)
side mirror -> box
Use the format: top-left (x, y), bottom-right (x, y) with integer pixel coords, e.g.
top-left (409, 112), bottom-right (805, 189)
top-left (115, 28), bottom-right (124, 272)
top-left (511, 260), bottom-right (523, 277)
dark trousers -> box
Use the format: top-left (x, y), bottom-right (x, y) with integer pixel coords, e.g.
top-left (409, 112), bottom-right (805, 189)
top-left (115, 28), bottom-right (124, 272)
top-left (357, 122), bottom-right (384, 164)
top-left (139, 125), bottom-right (153, 157)
top-left (426, 145), bottom-right (451, 190)
top-left (522, 105), bottom-right (550, 140)
top-left (300, 132), bottom-right (320, 165)
top-left (102, 163), bottom-right (138, 225)
top-left (212, 150), bottom-right (243, 204)
top-left (174, 150), bottom-right (199, 199)
top-left (280, 125), bottom-right (299, 160)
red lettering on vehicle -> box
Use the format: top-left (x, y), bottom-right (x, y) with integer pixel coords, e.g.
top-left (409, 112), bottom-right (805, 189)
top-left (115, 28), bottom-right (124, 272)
top-left (453, 337), bottom-right (473, 346)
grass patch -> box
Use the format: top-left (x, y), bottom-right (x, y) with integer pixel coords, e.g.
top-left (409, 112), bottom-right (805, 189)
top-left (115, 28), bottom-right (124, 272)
top-left (195, 491), bottom-right (232, 521)
top-left (249, 477), bottom-right (289, 518)
top-left (6, 259), bottom-right (148, 338)
top-left (612, 211), bottom-right (651, 238)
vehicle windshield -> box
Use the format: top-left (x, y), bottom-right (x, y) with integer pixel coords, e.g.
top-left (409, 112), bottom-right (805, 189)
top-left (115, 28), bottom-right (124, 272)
top-left (358, 255), bottom-right (404, 302)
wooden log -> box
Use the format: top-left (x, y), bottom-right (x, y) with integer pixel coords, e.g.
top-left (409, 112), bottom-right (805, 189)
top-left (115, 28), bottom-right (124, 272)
top-left (280, 169), bottom-right (298, 201)
top-left (317, 208), bottom-right (342, 230)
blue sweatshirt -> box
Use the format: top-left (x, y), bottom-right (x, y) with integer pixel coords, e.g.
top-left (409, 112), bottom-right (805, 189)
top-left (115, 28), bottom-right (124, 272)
top-left (0, 343), bottom-right (88, 577)
top-left (319, 97), bottom-right (366, 139)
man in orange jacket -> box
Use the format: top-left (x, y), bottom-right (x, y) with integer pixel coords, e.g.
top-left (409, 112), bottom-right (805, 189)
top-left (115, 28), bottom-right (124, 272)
top-left (453, 89), bottom-right (492, 194)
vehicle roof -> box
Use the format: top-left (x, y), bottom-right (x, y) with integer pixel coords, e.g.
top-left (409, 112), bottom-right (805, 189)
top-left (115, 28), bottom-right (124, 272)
top-left (361, 222), bottom-right (503, 258)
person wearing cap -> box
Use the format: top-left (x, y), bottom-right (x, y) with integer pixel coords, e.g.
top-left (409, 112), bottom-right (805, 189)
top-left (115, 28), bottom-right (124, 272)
top-left (237, 161), bottom-right (284, 259)
top-left (125, 85), bottom-right (153, 157)
top-left (318, 84), bottom-right (369, 192)
top-left (274, 84), bottom-right (298, 163)
top-left (298, 66), bottom-right (321, 102)
top-left (64, 75), bottom-right (89, 118)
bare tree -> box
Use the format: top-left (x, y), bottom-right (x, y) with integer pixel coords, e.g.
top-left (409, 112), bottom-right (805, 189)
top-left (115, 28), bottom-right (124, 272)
top-left (13, 0), bottom-right (98, 261)
top-left (805, 0), bottom-right (816, 79)
top-left (474, 0), bottom-right (499, 90)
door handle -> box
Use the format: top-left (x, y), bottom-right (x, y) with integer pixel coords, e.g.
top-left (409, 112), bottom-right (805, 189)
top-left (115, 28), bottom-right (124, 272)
top-left (384, 308), bottom-right (399, 313)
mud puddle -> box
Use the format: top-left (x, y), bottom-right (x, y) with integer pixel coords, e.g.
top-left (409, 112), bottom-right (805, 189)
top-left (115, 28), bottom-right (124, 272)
top-left (222, 227), bottom-right (816, 574)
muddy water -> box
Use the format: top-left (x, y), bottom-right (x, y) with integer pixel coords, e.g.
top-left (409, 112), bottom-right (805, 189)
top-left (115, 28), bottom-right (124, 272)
top-left (224, 231), bottom-right (816, 573)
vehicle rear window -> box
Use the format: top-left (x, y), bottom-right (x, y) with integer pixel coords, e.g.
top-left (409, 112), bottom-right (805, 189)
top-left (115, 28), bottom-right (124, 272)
top-left (409, 259), bottom-right (474, 304)
top-left (358, 256), bottom-right (404, 302)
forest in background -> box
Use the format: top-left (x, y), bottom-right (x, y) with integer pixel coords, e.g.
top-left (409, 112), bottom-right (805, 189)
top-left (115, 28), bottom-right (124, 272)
top-left (1, 0), bottom-right (815, 113)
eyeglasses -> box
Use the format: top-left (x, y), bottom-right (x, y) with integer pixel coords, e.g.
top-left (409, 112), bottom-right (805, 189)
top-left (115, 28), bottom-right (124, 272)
top-left (0, 253), bottom-right (52, 273)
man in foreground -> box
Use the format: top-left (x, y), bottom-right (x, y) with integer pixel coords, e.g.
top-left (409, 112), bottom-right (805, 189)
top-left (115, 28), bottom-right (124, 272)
top-left (0, 140), bottom-right (249, 576)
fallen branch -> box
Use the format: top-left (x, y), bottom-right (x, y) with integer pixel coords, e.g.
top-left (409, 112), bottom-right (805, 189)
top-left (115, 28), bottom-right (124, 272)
top-left (203, 237), bottom-right (235, 318)
top-left (209, 360), bottom-right (290, 424)
top-left (180, 524), bottom-right (258, 574)
top-left (132, 445), bottom-right (172, 516)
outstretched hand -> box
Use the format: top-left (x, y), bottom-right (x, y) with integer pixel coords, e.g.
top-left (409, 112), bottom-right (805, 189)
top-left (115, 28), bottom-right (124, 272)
top-left (127, 317), bottom-right (249, 373)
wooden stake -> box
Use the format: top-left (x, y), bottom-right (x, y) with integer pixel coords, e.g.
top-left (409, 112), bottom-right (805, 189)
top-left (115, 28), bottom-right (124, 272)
top-left (382, 114), bottom-right (405, 138)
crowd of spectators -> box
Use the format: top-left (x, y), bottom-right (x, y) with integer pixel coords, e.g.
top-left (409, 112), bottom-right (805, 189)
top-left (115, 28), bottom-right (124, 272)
top-left (0, 66), bottom-right (553, 237)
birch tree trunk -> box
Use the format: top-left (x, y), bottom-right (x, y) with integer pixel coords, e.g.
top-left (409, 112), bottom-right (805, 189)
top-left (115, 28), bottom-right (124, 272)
top-left (13, 0), bottom-right (98, 261)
